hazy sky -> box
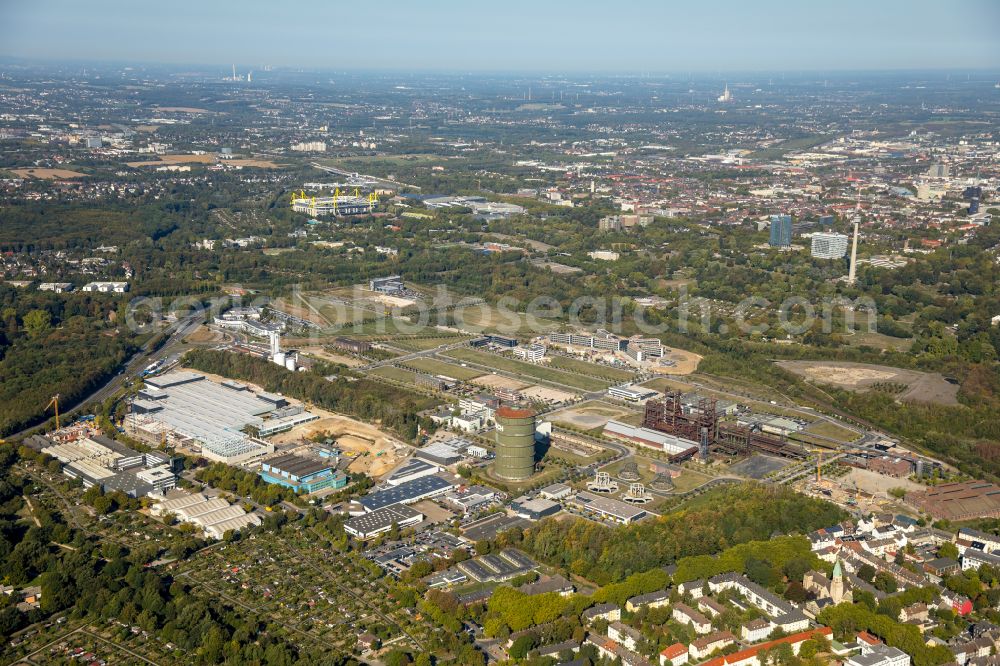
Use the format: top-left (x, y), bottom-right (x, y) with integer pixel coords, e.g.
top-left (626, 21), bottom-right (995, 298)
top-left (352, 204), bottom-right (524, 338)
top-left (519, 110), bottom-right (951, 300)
top-left (1, 0), bottom-right (998, 73)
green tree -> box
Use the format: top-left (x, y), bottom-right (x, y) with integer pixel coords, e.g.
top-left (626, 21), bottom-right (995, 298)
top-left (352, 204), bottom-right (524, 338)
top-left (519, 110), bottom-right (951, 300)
top-left (22, 309), bottom-right (51, 337)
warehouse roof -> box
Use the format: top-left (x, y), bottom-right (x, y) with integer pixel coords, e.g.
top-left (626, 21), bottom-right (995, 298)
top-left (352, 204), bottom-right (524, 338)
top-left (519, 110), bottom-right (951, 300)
top-left (135, 373), bottom-right (278, 444)
top-left (262, 453), bottom-right (332, 479)
top-left (345, 504), bottom-right (423, 538)
top-left (360, 475), bottom-right (454, 512)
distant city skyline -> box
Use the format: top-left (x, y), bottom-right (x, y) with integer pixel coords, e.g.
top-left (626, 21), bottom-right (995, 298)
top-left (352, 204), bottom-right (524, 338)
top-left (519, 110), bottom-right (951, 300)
top-left (1, 0), bottom-right (998, 73)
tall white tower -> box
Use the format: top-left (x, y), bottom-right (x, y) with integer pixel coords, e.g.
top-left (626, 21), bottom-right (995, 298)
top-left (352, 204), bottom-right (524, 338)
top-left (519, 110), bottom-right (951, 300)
top-left (232, 64), bottom-right (236, 81)
top-left (847, 181), bottom-right (862, 286)
top-left (269, 330), bottom-right (281, 357)
top-left (847, 220), bottom-right (859, 285)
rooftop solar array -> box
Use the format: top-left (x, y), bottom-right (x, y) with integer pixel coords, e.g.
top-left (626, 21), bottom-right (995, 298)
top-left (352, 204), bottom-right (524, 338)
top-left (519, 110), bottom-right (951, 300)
top-left (359, 475), bottom-right (454, 512)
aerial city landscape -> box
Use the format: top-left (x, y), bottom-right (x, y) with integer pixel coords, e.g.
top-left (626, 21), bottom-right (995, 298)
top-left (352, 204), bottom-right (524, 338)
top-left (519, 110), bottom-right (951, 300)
top-left (0, 2), bottom-right (999, 665)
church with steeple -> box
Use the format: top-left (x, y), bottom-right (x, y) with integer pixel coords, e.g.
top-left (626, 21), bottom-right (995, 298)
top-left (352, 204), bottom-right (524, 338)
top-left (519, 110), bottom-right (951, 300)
top-left (803, 558), bottom-right (853, 615)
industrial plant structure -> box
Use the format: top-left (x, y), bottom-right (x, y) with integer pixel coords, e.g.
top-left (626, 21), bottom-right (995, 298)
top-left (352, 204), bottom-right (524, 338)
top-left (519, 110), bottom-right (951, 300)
top-left (642, 390), bottom-right (804, 460)
top-left (494, 406), bottom-right (537, 480)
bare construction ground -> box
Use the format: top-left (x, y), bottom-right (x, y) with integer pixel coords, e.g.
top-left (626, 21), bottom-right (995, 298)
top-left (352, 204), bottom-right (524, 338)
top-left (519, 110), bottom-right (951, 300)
top-left (269, 407), bottom-right (409, 478)
top-left (12, 167), bottom-right (85, 179)
top-left (470, 374), bottom-right (531, 391)
top-left (549, 401), bottom-right (636, 429)
top-left (521, 385), bottom-right (578, 404)
top-left (655, 348), bottom-right (703, 375)
top-left (842, 468), bottom-right (925, 497)
top-left (183, 324), bottom-right (226, 344)
top-left (126, 153), bottom-right (218, 167)
top-left (777, 360), bottom-right (958, 406)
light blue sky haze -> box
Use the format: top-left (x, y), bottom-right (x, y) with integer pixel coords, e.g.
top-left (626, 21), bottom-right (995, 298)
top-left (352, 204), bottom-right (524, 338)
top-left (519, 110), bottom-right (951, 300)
top-left (1, 0), bottom-right (997, 72)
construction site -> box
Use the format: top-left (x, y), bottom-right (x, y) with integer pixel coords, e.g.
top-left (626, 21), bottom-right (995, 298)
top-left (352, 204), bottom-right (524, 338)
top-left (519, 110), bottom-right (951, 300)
top-left (641, 390), bottom-right (807, 461)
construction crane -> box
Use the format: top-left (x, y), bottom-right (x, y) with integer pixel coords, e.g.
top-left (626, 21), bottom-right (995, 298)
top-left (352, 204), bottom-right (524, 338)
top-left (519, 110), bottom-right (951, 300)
top-left (806, 447), bottom-right (835, 483)
top-left (46, 394), bottom-right (60, 430)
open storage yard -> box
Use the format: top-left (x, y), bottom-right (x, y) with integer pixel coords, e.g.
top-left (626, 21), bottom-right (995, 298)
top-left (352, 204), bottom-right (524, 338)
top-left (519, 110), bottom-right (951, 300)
top-left (777, 360), bottom-right (959, 405)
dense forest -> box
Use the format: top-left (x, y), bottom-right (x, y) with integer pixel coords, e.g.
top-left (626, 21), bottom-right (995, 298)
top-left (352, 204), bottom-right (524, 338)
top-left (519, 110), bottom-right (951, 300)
top-left (183, 349), bottom-right (439, 441)
top-left (503, 483), bottom-right (845, 584)
top-left (0, 286), bottom-right (135, 435)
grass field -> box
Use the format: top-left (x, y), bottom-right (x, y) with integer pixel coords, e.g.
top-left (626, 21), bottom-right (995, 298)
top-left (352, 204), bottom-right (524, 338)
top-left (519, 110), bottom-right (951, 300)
top-left (801, 419), bottom-right (861, 443)
top-left (335, 319), bottom-right (441, 337)
top-left (845, 331), bottom-right (913, 352)
top-left (451, 304), bottom-right (563, 336)
top-left (391, 336), bottom-right (471, 351)
top-left (443, 348), bottom-right (610, 391)
top-left (370, 366), bottom-right (424, 385)
top-left (402, 357), bottom-right (484, 381)
top-left (548, 355), bottom-right (635, 382)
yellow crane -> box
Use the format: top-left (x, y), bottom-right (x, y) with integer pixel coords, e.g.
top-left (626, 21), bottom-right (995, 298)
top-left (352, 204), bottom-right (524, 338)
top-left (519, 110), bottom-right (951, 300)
top-left (46, 394), bottom-right (61, 430)
top-left (806, 447), bottom-right (835, 483)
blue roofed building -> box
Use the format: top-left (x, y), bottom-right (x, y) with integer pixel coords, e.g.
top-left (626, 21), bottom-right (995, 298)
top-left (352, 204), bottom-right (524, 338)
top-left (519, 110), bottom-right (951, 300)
top-left (259, 453), bottom-right (347, 493)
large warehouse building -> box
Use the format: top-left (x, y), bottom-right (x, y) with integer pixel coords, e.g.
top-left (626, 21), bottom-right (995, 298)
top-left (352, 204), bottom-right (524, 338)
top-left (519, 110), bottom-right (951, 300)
top-left (128, 372), bottom-right (316, 464)
top-left (150, 491), bottom-right (261, 539)
top-left (494, 406), bottom-right (536, 481)
top-left (345, 504), bottom-right (423, 540)
top-left (358, 475), bottom-right (454, 513)
top-left (603, 420), bottom-right (699, 457)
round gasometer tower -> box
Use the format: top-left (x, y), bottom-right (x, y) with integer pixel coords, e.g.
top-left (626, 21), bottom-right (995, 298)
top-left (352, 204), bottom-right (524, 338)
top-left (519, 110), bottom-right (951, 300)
top-left (494, 406), bottom-right (536, 481)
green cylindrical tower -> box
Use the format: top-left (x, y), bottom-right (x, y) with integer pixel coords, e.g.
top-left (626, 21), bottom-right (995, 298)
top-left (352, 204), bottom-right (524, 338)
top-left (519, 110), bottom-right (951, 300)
top-left (494, 406), bottom-right (536, 481)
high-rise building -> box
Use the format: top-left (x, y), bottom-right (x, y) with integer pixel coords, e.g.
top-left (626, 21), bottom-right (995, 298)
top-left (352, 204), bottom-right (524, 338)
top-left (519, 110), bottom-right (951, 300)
top-left (769, 215), bottom-right (792, 247)
top-left (810, 232), bottom-right (850, 259)
top-left (494, 406), bottom-right (536, 481)
top-left (927, 164), bottom-right (950, 179)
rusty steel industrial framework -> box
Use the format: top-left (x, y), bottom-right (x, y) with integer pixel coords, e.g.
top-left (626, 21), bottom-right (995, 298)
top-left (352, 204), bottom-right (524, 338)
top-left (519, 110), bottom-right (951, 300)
top-left (642, 391), bottom-right (803, 460)
top-left (642, 390), bottom-right (718, 443)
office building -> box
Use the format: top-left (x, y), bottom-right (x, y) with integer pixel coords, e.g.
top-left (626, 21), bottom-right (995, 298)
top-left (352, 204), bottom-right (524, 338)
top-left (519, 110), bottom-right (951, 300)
top-left (512, 343), bottom-right (546, 363)
top-left (810, 232), bottom-right (850, 259)
top-left (769, 215), bottom-right (792, 247)
top-left (369, 275), bottom-right (404, 294)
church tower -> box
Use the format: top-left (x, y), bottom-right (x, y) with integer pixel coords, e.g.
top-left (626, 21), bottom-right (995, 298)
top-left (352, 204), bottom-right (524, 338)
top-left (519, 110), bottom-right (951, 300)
top-left (831, 559), bottom-right (847, 604)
